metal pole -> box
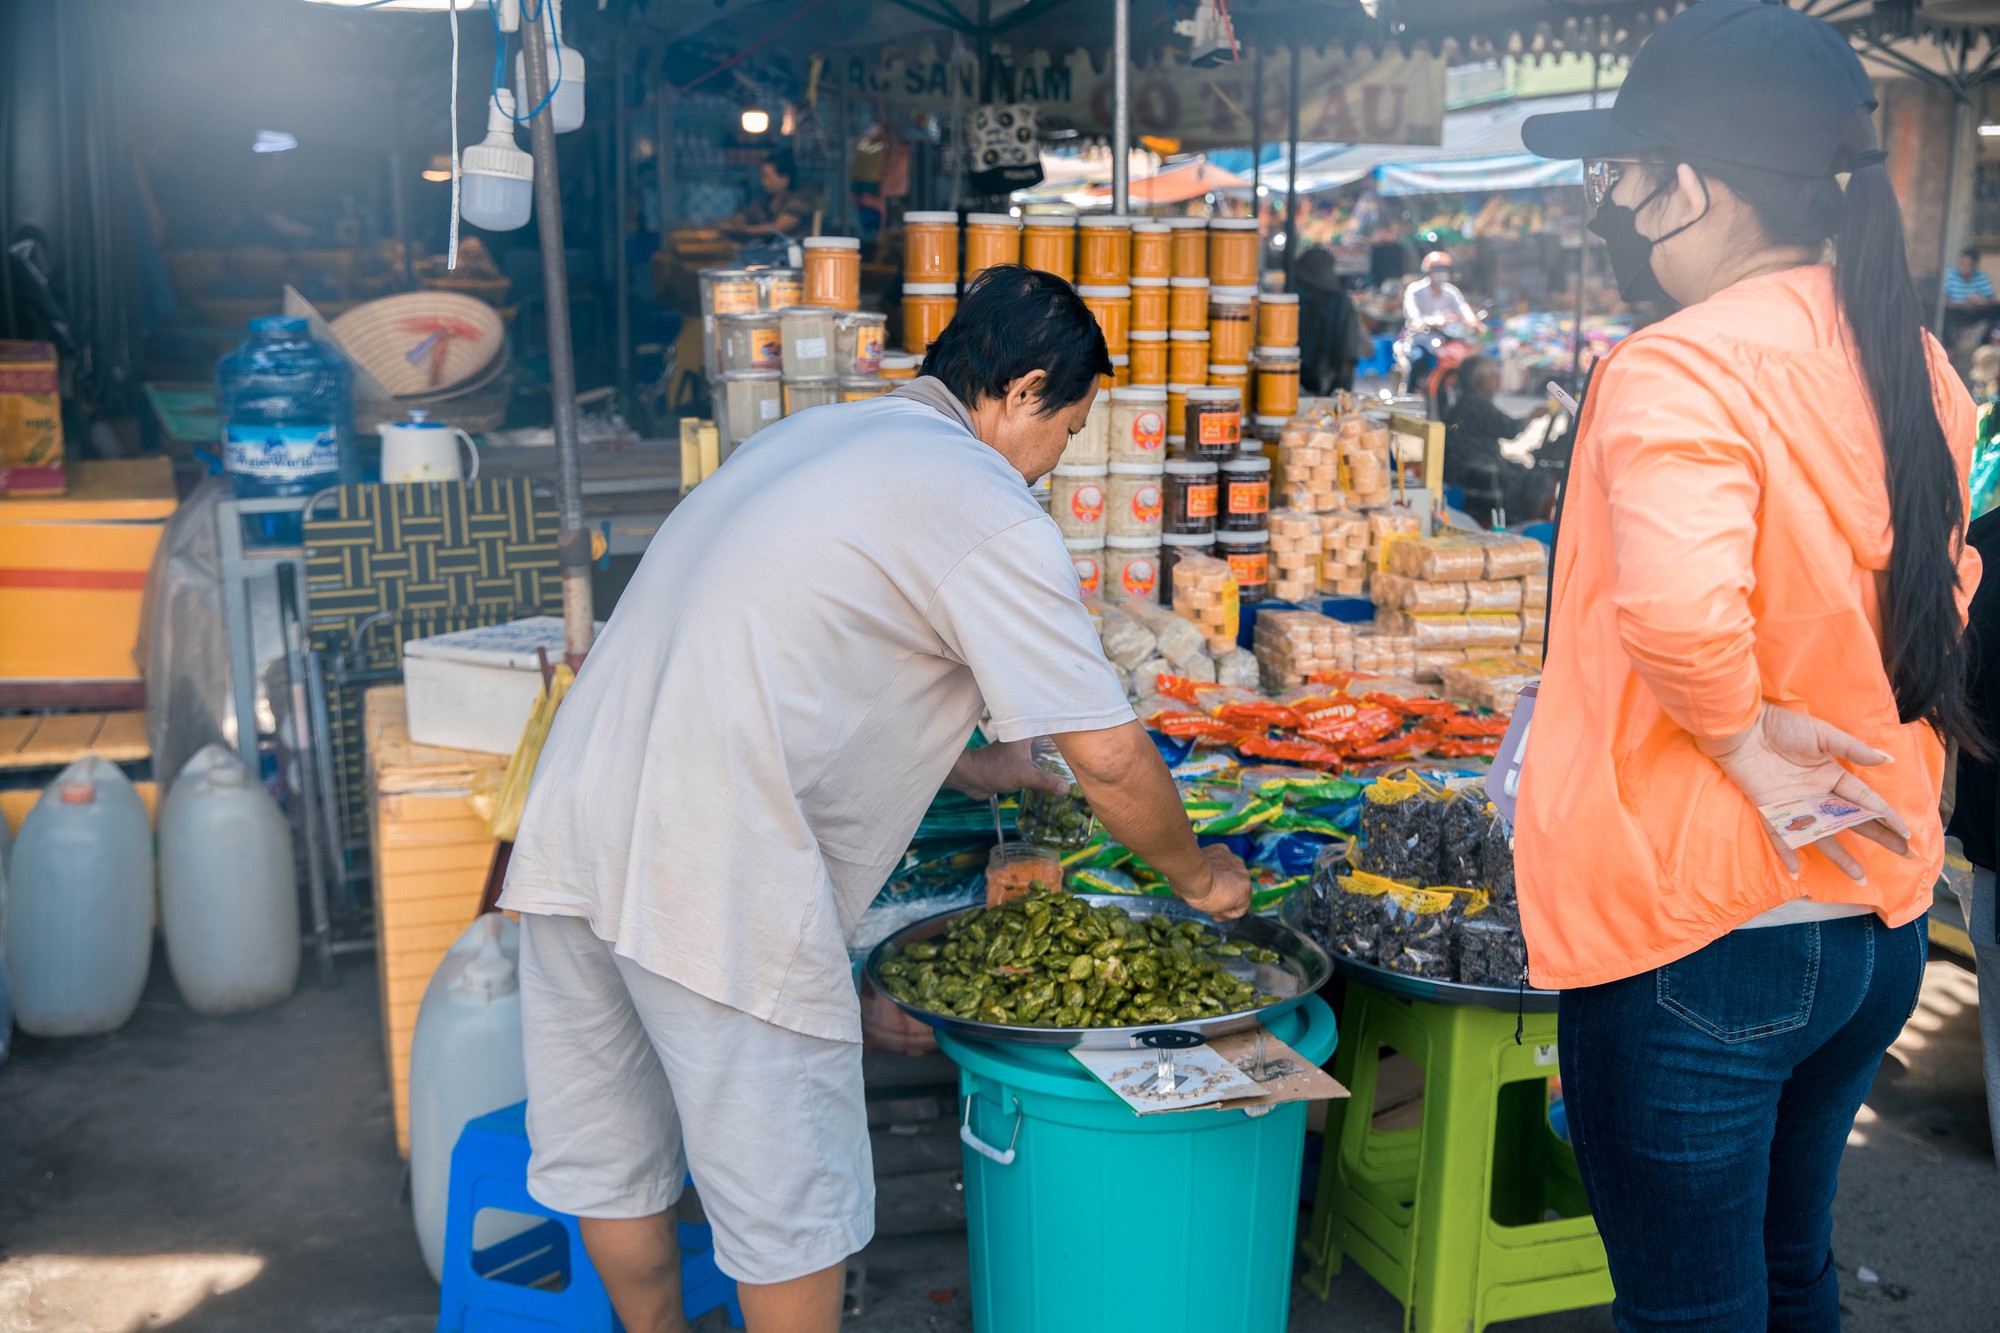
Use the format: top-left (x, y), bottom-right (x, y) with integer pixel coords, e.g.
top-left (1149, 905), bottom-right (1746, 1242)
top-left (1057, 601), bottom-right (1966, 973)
top-left (1571, 53), bottom-right (1600, 383)
top-left (522, 0), bottom-right (595, 662)
top-left (1112, 0), bottom-right (1131, 212)
top-left (656, 82), bottom-right (675, 233)
top-left (1284, 43), bottom-right (1300, 285)
top-left (1936, 89), bottom-right (1971, 335)
top-left (613, 38), bottom-right (632, 415)
top-left (1250, 44), bottom-right (1263, 224)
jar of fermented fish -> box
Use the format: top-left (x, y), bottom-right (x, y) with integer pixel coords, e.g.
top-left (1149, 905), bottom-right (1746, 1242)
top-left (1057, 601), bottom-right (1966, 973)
top-left (801, 237), bottom-right (861, 311)
top-left (1207, 217), bottom-right (1260, 287)
top-left (903, 211), bottom-right (959, 283)
top-left (902, 284), bottom-right (959, 354)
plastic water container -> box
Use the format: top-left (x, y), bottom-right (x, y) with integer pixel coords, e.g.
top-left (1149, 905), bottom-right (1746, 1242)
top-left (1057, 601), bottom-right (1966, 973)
top-left (6, 757), bottom-right (154, 1038)
top-left (215, 316), bottom-right (355, 537)
top-left (159, 744), bottom-right (300, 1015)
top-left (939, 995), bottom-right (1338, 1333)
top-left (409, 913), bottom-right (528, 1282)
top-left (0, 851), bottom-right (11, 1067)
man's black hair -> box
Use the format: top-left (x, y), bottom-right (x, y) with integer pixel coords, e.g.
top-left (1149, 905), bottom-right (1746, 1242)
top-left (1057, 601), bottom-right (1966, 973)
top-left (920, 264), bottom-right (1112, 413)
top-left (1964, 246), bottom-right (1982, 264)
top-left (765, 148), bottom-right (797, 186)
top-left (1457, 353), bottom-right (1500, 393)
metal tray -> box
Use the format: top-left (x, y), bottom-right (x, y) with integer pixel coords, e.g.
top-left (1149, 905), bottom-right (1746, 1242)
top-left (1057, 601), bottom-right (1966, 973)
top-left (1278, 891), bottom-right (1559, 1013)
top-left (864, 893), bottom-right (1333, 1050)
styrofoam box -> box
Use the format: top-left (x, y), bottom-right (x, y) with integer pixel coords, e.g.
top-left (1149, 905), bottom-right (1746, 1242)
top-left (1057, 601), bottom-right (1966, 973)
top-left (402, 616), bottom-right (591, 755)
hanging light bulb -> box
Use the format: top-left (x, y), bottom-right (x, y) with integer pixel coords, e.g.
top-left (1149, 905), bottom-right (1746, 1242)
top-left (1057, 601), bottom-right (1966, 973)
top-left (512, 0), bottom-right (585, 134)
top-left (460, 89), bottom-right (534, 231)
top-left (741, 108), bottom-right (771, 135)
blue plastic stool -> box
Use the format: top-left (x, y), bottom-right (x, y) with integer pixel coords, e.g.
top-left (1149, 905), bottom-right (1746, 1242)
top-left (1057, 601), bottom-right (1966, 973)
top-left (438, 1102), bottom-right (744, 1331)
top-left (1358, 333), bottom-right (1399, 380)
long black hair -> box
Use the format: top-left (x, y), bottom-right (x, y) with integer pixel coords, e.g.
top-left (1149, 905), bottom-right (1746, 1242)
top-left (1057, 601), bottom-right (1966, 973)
top-left (1704, 138), bottom-right (1982, 751)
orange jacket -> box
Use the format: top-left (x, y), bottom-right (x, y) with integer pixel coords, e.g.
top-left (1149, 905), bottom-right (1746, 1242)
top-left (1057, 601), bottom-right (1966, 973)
top-left (1517, 265), bottom-right (1978, 989)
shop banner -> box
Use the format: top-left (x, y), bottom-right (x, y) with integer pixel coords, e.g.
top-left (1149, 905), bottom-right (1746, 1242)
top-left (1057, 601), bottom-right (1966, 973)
top-left (831, 44), bottom-right (1445, 151)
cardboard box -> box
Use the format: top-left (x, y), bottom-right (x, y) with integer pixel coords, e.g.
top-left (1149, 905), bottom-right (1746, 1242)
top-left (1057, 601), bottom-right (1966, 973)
top-left (0, 340), bottom-right (64, 495)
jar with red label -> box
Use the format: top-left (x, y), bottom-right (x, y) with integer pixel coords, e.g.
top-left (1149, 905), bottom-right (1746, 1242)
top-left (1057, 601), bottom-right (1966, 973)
top-left (1106, 535), bottom-right (1162, 602)
top-left (1107, 386), bottom-right (1168, 464)
top-left (1049, 466), bottom-right (1108, 539)
top-left (1220, 454), bottom-right (1271, 532)
top-left (1181, 385), bottom-right (1242, 461)
top-left (1065, 535), bottom-right (1105, 597)
top-left (1159, 531), bottom-right (1216, 606)
top-left (1106, 463), bottom-right (1165, 539)
top-left (1215, 527), bottom-right (1270, 603)
top-left (1163, 459), bottom-right (1219, 536)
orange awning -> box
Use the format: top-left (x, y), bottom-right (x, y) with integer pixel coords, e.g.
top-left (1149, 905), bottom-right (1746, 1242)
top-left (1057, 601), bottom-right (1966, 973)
top-left (1086, 159), bottom-right (1249, 205)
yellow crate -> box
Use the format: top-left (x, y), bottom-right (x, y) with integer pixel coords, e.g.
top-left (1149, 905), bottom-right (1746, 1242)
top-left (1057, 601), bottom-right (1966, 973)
top-left (365, 684), bottom-right (507, 1157)
top-left (0, 458), bottom-right (176, 682)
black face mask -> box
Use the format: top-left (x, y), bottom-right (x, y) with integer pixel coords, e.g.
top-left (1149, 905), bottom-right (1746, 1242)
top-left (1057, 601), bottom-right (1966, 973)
top-left (1588, 173), bottom-right (1710, 309)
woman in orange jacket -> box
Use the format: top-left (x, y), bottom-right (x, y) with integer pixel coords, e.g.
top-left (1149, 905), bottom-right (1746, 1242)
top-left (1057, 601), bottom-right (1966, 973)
top-left (1519, 4), bottom-right (1981, 1328)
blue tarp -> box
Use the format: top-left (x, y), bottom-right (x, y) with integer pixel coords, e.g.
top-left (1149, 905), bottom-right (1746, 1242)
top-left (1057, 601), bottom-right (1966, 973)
top-left (1374, 153), bottom-right (1584, 196)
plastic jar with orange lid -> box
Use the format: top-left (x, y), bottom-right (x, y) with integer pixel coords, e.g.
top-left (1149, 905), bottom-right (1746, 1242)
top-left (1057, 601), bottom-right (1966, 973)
top-left (1129, 276), bottom-right (1169, 332)
top-left (902, 210), bottom-right (960, 283)
top-left (1208, 286), bottom-right (1256, 365)
top-left (1169, 277), bottom-right (1211, 331)
top-left (1165, 384), bottom-right (1196, 443)
top-left (1254, 344), bottom-right (1301, 417)
top-left (802, 236), bottom-right (862, 311)
top-left (1077, 285), bottom-right (1132, 355)
top-left (1208, 217), bottom-right (1260, 287)
top-left (1257, 292), bottom-right (1300, 347)
top-left (1166, 217), bottom-right (1208, 277)
top-left (964, 212), bottom-right (1022, 285)
top-left (1130, 223), bottom-right (1171, 280)
top-left (1021, 213), bottom-right (1077, 282)
top-left (1078, 215), bottom-right (1133, 285)
top-left (1168, 330), bottom-right (1210, 385)
top-left (903, 284), bottom-right (959, 353)
top-left (878, 351), bottom-right (923, 382)
top-left (1207, 363), bottom-right (1249, 391)
top-left (1127, 330), bottom-right (1168, 385)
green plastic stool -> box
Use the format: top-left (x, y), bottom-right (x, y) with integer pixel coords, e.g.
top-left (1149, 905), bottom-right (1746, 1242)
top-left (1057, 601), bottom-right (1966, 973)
top-left (1300, 976), bottom-right (1614, 1332)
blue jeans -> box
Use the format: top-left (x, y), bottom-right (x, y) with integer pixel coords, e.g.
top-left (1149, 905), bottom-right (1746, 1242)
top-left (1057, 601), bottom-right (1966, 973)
top-left (1558, 914), bottom-right (1928, 1332)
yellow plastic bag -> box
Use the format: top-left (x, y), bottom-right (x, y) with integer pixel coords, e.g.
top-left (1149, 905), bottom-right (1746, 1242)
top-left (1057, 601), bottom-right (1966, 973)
top-left (469, 663), bottom-right (574, 841)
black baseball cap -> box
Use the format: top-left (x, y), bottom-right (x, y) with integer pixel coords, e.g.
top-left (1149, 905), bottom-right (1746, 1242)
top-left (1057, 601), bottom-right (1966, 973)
top-left (1521, 0), bottom-right (1879, 178)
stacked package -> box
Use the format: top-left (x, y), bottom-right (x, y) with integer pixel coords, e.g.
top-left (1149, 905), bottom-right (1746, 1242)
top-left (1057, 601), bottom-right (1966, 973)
top-left (1317, 511), bottom-right (1370, 596)
top-left (1348, 628), bottom-right (1418, 677)
top-left (1170, 552), bottom-right (1241, 654)
top-left (1268, 510), bottom-right (1323, 602)
top-left (1278, 417), bottom-right (1345, 512)
top-left (1342, 423), bottom-right (1394, 509)
top-left (1367, 531), bottom-right (1548, 681)
top-left (1252, 609), bottom-right (1353, 689)
top-left (1089, 594), bottom-right (1258, 699)
top-left (1439, 653), bottom-right (1541, 714)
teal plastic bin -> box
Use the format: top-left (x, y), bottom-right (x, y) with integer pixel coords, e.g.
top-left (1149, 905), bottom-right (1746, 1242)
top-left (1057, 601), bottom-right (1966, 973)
top-left (939, 995), bottom-right (1337, 1333)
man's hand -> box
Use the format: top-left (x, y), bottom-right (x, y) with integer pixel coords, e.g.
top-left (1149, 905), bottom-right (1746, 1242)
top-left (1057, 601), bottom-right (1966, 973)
top-left (943, 739), bottom-right (1067, 802)
top-left (1695, 703), bottom-right (1911, 881)
top-left (1171, 844), bottom-right (1253, 921)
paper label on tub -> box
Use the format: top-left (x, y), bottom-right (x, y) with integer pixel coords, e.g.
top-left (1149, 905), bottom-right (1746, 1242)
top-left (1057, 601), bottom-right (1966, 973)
top-left (795, 336), bottom-right (829, 360)
top-left (223, 423), bottom-right (339, 481)
top-left (759, 397), bottom-right (781, 421)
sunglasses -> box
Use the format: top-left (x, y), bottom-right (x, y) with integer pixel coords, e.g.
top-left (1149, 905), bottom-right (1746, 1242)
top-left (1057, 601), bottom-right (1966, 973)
top-left (1585, 160), bottom-right (1632, 207)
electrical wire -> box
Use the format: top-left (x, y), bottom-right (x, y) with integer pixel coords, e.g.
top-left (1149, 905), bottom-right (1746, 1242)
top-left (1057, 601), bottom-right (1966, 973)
top-left (489, 0), bottom-right (562, 124)
top-left (448, 0), bottom-right (460, 268)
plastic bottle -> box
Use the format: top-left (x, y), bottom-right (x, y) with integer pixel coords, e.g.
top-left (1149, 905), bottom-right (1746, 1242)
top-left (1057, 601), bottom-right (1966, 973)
top-left (408, 913), bottom-right (527, 1282)
top-left (6, 757), bottom-right (154, 1038)
top-left (159, 744), bottom-right (300, 1016)
top-left (215, 316), bottom-right (356, 540)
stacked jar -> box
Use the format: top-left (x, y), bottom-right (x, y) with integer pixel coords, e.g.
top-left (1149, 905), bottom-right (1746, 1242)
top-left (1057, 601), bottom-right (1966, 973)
top-left (903, 283), bottom-right (958, 353)
top-left (1021, 212), bottom-right (1077, 282)
top-left (1208, 286), bottom-right (1256, 366)
top-left (756, 268), bottom-right (803, 312)
top-left (1078, 216), bottom-right (1132, 284)
top-left (802, 237), bottom-right (861, 311)
top-left (1108, 387), bottom-right (1168, 467)
top-left (1078, 284), bottom-right (1132, 357)
top-left (1160, 532), bottom-right (1217, 606)
top-left (780, 306), bottom-right (839, 418)
top-left (1128, 330), bottom-right (1168, 386)
top-left (1060, 390), bottom-right (1112, 470)
top-left (1165, 217), bottom-right (1208, 277)
top-left (1181, 385), bottom-right (1242, 461)
top-left (1106, 380), bottom-right (1165, 592)
top-left (903, 211), bottom-right (959, 287)
top-left (1207, 217), bottom-right (1260, 288)
top-left (1130, 275), bottom-right (1169, 333)
top-left (836, 310), bottom-right (888, 402)
top-left (879, 352), bottom-right (923, 382)
top-left (1050, 465), bottom-right (1108, 542)
top-left (1131, 222), bottom-right (1171, 279)
top-left (964, 213), bottom-right (1022, 287)
top-left (1067, 536), bottom-right (1106, 598)
top-left (699, 267), bottom-right (760, 380)
top-left (1168, 330), bottom-right (1209, 385)
top-left (1257, 292), bottom-right (1300, 347)
top-left (1253, 344), bottom-right (1301, 419)
top-left (1106, 536), bottom-right (1162, 603)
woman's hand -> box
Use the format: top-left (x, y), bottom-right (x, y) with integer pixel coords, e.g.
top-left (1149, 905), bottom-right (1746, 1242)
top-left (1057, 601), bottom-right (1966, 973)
top-left (943, 739), bottom-right (1067, 802)
top-left (1695, 703), bottom-right (1912, 882)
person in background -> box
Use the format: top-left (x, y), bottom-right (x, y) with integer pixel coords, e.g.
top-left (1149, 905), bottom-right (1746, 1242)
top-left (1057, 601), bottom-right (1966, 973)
top-left (720, 148), bottom-right (820, 240)
top-left (1401, 250), bottom-right (1479, 330)
top-left (1519, 2), bottom-right (1981, 1328)
top-left (1295, 246), bottom-right (1368, 394)
top-left (1944, 245), bottom-right (1997, 355)
top-left (1440, 354), bottom-right (1544, 526)
top-left (499, 267), bottom-right (1251, 1333)
top-left (1944, 507), bottom-right (2000, 1165)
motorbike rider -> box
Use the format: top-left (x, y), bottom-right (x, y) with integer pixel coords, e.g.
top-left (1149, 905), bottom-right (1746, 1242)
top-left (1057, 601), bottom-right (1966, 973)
top-left (1399, 251), bottom-right (1481, 392)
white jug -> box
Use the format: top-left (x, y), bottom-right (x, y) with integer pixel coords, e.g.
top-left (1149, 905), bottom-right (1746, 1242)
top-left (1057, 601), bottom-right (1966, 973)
top-left (378, 410), bottom-right (480, 483)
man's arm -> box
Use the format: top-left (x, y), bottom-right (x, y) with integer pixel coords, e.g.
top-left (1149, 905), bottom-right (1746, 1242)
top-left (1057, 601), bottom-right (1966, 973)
top-left (1054, 721), bottom-right (1251, 919)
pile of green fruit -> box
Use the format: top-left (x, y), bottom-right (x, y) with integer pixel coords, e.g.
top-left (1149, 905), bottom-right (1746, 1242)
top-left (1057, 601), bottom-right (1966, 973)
top-left (875, 890), bottom-right (1285, 1028)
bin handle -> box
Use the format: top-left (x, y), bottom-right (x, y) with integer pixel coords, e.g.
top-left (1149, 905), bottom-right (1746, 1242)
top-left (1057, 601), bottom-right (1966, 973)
top-left (960, 1093), bottom-right (1022, 1167)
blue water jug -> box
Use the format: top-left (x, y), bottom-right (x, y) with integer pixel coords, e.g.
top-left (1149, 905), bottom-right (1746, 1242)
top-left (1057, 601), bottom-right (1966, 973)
top-left (216, 316), bottom-right (356, 537)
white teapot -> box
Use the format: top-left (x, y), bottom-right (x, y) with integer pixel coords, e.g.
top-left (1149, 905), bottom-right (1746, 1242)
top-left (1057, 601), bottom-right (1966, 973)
top-left (377, 410), bottom-right (480, 483)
